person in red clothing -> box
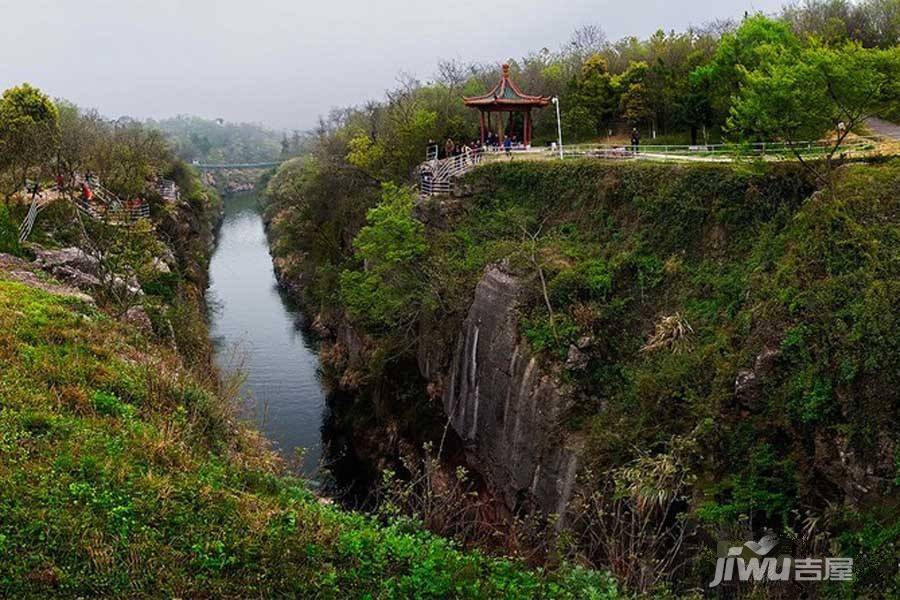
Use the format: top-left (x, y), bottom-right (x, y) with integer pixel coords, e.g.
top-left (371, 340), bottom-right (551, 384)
top-left (56, 173), bottom-right (65, 191)
top-left (81, 182), bottom-right (93, 202)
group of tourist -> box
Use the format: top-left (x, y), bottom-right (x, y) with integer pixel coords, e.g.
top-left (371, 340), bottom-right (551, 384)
top-left (46, 170), bottom-right (149, 219)
top-left (430, 127), bottom-right (643, 161)
top-left (432, 131), bottom-right (526, 163)
top-left (437, 138), bottom-right (480, 160)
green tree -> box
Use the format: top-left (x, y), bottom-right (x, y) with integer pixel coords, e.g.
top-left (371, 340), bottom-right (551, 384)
top-left (699, 15), bottom-right (801, 127)
top-left (781, 0), bottom-right (900, 48)
top-left (346, 135), bottom-right (385, 180)
top-left (729, 42), bottom-right (900, 187)
top-left (0, 83), bottom-right (59, 204)
top-left (92, 122), bottom-right (171, 197)
top-left (678, 66), bottom-right (716, 145)
top-left (339, 184), bottom-right (426, 330)
top-left (616, 62), bottom-right (655, 129)
top-left (570, 54), bottom-right (619, 137)
top-left (56, 100), bottom-right (104, 179)
top-left (620, 82), bottom-right (655, 129)
top-left (79, 217), bottom-right (162, 314)
top-left (346, 107), bottom-right (438, 183)
top-left (563, 105), bottom-right (598, 141)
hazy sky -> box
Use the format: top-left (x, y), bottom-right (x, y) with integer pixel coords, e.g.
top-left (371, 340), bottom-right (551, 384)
top-left (1, 0), bottom-right (786, 130)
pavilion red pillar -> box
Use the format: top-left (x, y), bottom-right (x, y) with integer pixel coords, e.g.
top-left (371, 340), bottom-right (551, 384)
top-left (524, 110), bottom-right (532, 146)
top-left (479, 111), bottom-right (486, 145)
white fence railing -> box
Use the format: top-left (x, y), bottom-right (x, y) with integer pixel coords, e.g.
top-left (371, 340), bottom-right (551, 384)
top-left (155, 178), bottom-right (179, 202)
top-left (418, 150), bottom-right (485, 197)
top-left (73, 175), bottom-right (151, 224)
top-left (18, 196), bottom-right (46, 242)
top-left (557, 137), bottom-right (878, 159)
top-left (416, 137), bottom-right (881, 196)
top-left (17, 173), bottom-right (160, 240)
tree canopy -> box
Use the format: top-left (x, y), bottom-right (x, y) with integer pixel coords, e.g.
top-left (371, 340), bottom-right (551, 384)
top-left (729, 39), bottom-right (900, 183)
top-left (0, 83), bottom-right (59, 201)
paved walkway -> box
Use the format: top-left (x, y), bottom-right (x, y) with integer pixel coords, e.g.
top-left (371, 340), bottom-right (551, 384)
top-left (867, 118), bottom-right (900, 140)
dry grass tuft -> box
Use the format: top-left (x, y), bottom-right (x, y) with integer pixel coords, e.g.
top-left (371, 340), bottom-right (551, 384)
top-left (640, 312), bottom-right (694, 354)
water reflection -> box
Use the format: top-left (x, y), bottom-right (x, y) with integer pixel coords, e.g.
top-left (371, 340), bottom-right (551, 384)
top-left (208, 192), bottom-right (326, 475)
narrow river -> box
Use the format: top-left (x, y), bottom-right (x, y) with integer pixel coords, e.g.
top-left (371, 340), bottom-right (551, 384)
top-left (208, 192), bottom-right (326, 475)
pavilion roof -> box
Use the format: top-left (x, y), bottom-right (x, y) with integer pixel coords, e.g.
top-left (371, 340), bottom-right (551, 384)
top-left (463, 64), bottom-right (551, 109)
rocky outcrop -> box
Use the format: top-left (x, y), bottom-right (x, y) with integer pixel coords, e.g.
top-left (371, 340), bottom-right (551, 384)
top-left (814, 428), bottom-right (896, 503)
top-left (440, 264), bottom-right (581, 518)
top-left (0, 253), bottom-right (95, 304)
top-left (202, 169), bottom-right (266, 195)
top-left (34, 247), bottom-right (99, 275)
top-left (734, 344), bottom-right (781, 413)
top-left (412, 195), bottom-right (467, 231)
top-left (32, 246), bottom-right (143, 297)
top-left (122, 305), bottom-right (153, 334)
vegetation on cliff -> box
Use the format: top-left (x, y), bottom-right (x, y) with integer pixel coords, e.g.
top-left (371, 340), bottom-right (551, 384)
top-left (261, 7), bottom-right (899, 594)
top-left (0, 86), bottom-right (617, 597)
top-left (453, 160), bottom-right (899, 592)
top-left (266, 152), bottom-right (900, 594)
top-left (0, 278), bottom-right (616, 597)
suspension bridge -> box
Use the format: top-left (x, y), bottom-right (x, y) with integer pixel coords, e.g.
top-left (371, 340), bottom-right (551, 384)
top-left (191, 160), bottom-right (285, 170)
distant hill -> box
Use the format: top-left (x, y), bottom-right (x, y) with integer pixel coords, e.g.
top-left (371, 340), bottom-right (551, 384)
top-left (147, 115), bottom-right (305, 164)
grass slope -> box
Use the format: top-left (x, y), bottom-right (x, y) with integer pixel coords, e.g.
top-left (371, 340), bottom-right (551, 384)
top-left (0, 278), bottom-right (616, 598)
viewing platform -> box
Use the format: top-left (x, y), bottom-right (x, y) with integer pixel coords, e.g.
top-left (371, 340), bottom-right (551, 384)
top-left (417, 137), bottom-right (883, 198)
top-left (17, 174), bottom-right (180, 242)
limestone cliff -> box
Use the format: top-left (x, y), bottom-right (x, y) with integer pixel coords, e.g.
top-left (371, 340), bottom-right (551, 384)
top-left (437, 264), bottom-right (582, 518)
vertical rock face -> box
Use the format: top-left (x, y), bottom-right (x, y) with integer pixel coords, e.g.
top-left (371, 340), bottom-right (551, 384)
top-left (442, 264), bottom-right (581, 518)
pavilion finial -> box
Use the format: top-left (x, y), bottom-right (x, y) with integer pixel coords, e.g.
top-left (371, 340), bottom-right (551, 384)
top-left (502, 63), bottom-right (510, 78)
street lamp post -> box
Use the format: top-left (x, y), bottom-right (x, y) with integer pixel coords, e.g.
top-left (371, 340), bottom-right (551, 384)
top-left (552, 97), bottom-right (563, 159)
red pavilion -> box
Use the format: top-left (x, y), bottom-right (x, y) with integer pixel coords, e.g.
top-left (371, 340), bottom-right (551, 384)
top-left (463, 64), bottom-right (551, 148)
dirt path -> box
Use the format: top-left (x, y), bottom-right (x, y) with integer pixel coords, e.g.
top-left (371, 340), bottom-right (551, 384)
top-left (867, 117), bottom-right (900, 140)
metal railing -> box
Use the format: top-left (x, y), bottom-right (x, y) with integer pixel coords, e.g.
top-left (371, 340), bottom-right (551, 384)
top-left (155, 178), bottom-right (179, 202)
top-left (15, 173), bottom-right (155, 241)
top-left (557, 137), bottom-right (878, 160)
top-left (74, 196), bottom-right (103, 220)
top-left (18, 196), bottom-right (47, 242)
top-left (416, 137), bottom-right (882, 196)
top-left (73, 175), bottom-right (151, 224)
top-left (192, 161), bottom-right (283, 170)
top-left (17, 180), bottom-right (58, 242)
top-left (418, 149), bottom-right (485, 197)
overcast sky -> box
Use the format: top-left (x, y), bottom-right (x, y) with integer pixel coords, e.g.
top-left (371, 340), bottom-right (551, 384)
top-left (1, 0), bottom-right (786, 130)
